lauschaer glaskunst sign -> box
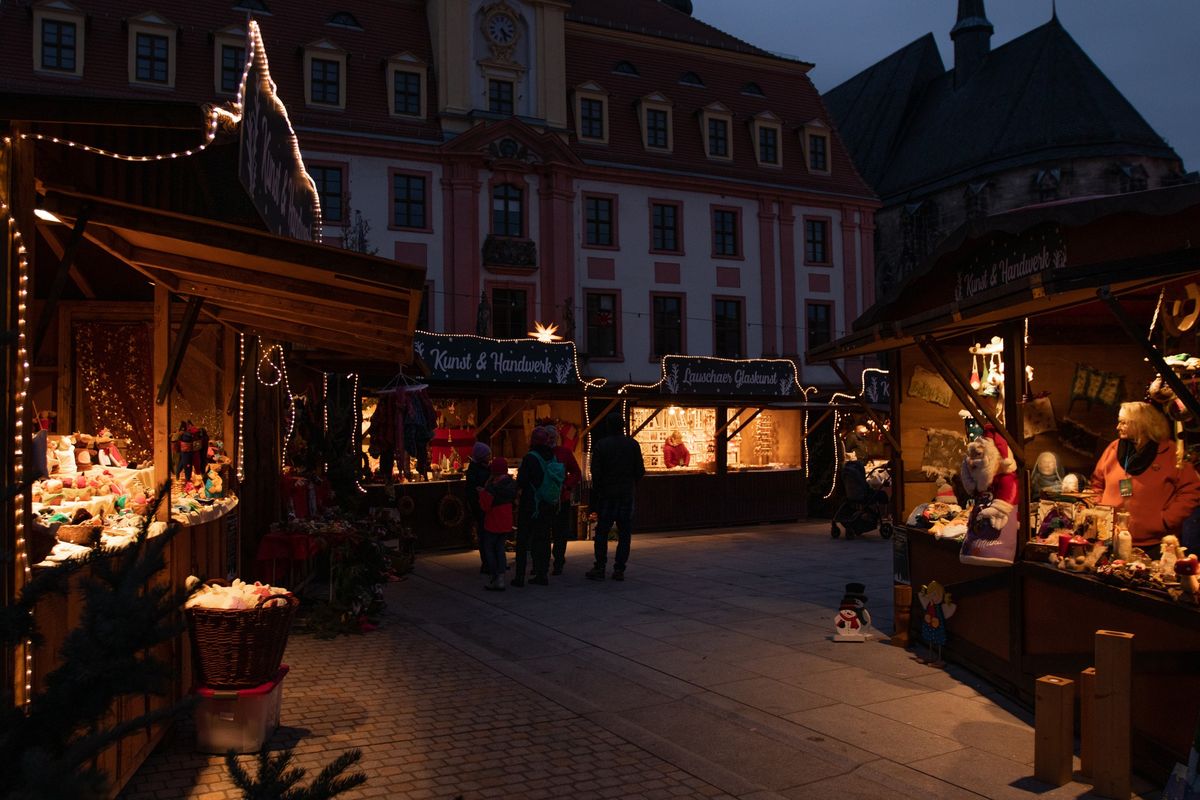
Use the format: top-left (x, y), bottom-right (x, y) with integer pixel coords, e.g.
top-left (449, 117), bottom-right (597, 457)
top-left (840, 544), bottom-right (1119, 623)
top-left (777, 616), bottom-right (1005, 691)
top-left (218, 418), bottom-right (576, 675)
top-left (658, 356), bottom-right (799, 397)
top-left (412, 332), bottom-right (581, 385)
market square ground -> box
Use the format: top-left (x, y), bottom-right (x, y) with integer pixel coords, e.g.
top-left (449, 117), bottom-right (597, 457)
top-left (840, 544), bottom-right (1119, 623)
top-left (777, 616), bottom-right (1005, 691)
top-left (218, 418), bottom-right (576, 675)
top-left (122, 522), bottom-right (1159, 799)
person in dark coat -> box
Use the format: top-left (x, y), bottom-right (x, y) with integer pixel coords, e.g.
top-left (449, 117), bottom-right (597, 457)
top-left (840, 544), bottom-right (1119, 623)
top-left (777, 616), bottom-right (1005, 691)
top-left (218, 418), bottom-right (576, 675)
top-left (465, 442), bottom-right (492, 574)
top-left (514, 427), bottom-right (556, 586)
top-left (547, 427), bottom-right (582, 575)
top-left (586, 413), bottom-right (645, 581)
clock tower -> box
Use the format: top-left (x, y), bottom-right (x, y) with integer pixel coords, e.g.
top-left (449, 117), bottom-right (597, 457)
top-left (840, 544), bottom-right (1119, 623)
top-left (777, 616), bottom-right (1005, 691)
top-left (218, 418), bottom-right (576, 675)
top-left (425, 0), bottom-right (569, 133)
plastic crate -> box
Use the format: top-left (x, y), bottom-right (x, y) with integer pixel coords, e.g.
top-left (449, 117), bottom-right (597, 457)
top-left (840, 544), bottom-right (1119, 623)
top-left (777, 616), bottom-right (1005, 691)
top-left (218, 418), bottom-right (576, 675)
top-left (194, 665), bottom-right (288, 754)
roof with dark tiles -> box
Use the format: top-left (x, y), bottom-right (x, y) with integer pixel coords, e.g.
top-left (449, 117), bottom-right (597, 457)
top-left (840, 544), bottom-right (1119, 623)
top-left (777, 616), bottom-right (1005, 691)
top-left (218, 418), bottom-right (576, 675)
top-left (825, 15), bottom-right (1180, 202)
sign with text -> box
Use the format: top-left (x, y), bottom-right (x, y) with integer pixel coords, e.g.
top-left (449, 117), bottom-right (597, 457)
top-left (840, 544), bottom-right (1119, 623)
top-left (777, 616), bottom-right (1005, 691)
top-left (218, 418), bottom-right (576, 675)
top-left (238, 26), bottom-right (316, 241)
top-left (659, 356), bottom-right (799, 397)
top-left (862, 370), bottom-right (891, 406)
top-left (412, 332), bottom-right (580, 385)
top-left (954, 225), bottom-right (1066, 302)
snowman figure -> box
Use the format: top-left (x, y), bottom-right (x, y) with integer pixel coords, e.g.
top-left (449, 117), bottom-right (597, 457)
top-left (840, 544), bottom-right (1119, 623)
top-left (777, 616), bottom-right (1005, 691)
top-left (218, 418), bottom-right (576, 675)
top-left (833, 582), bottom-right (873, 642)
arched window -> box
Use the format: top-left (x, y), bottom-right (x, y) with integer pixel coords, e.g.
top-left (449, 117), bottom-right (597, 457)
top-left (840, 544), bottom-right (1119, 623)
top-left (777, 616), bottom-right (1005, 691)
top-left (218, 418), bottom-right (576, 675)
top-left (492, 184), bottom-right (523, 237)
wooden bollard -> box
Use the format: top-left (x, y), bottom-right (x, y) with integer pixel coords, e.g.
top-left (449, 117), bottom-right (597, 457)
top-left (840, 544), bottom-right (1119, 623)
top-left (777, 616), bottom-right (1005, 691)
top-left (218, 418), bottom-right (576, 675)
top-left (1093, 630), bottom-right (1134, 799)
top-left (892, 584), bottom-right (912, 647)
top-left (1079, 667), bottom-right (1096, 778)
top-left (1035, 675), bottom-right (1075, 786)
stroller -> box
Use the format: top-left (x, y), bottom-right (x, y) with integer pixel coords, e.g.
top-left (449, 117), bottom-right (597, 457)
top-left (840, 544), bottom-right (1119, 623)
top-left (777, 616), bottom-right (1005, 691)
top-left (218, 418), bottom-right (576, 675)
top-left (831, 459), bottom-right (893, 539)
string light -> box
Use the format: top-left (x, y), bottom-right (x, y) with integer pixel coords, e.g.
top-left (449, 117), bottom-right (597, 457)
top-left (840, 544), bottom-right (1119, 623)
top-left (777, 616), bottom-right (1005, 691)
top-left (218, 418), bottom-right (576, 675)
top-left (825, 367), bottom-right (890, 500)
top-left (237, 334), bottom-right (246, 481)
top-left (3, 184), bottom-right (36, 709)
top-left (23, 20), bottom-right (323, 241)
top-left (351, 372), bottom-right (366, 493)
top-left (322, 372), bottom-right (329, 473)
top-left (256, 343), bottom-right (296, 469)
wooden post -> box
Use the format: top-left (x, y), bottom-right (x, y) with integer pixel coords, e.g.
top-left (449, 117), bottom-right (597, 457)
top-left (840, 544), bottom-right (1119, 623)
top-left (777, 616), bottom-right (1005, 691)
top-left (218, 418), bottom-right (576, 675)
top-left (1079, 667), bottom-right (1096, 778)
top-left (892, 584), bottom-right (912, 647)
top-left (1034, 675), bottom-right (1075, 786)
top-left (153, 285), bottom-right (170, 520)
top-left (1093, 630), bottom-right (1134, 799)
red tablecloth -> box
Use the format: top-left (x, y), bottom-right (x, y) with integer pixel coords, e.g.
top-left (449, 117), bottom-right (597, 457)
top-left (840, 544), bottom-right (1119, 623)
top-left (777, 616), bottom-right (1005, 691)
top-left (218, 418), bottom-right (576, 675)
top-left (254, 531), bottom-right (322, 584)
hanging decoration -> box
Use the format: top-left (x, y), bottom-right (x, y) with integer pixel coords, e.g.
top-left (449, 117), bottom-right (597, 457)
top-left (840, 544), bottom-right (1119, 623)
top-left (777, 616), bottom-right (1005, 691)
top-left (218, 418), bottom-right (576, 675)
top-left (73, 322), bottom-right (153, 464)
top-left (257, 343), bottom-right (296, 470)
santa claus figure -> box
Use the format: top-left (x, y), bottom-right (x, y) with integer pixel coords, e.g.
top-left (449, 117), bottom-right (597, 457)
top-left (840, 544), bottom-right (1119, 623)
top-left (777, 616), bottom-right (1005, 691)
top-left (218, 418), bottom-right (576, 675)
top-left (961, 432), bottom-right (1018, 533)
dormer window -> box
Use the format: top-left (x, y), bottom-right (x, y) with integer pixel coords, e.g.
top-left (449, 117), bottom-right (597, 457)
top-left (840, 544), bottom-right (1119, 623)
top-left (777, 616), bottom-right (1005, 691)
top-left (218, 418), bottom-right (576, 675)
top-left (387, 52), bottom-right (427, 118)
top-left (701, 103), bottom-right (733, 161)
top-left (679, 71), bottom-right (705, 87)
top-left (327, 12), bottom-right (362, 30)
top-left (741, 82), bottom-right (765, 97)
top-left (613, 60), bottom-right (639, 77)
top-left (127, 13), bottom-right (177, 88)
top-left (304, 40), bottom-right (347, 109)
top-left (752, 112), bottom-right (782, 168)
top-left (638, 93), bottom-right (673, 153)
top-left (574, 82), bottom-right (608, 144)
top-left (33, 1), bottom-right (85, 77)
top-left (802, 119), bottom-right (831, 174)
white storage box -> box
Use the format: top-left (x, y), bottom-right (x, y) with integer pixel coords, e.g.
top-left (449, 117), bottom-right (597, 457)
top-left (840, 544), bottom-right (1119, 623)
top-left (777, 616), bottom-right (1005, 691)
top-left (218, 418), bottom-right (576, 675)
top-left (194, 665), bottom-right (288, 754)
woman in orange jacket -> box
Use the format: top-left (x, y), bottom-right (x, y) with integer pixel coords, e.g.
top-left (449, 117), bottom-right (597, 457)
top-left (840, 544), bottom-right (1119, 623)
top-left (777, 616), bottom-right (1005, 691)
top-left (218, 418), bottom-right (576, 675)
top-left (1091, 401), bottom-right (1200, 551)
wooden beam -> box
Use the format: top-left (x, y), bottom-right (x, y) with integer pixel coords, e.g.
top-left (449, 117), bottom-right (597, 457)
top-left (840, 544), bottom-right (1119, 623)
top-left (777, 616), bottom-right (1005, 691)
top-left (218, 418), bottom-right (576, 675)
top-left (804, 408), bottom-right (833, 438)
top-left (716, 407), bottom-right (749, 435)
top-left (37, 222), bottom-right (95, 298)
top-left (31, 207), bottom-right (89, 359)
top-left (493, 396), bottom-right (538, 434)
top-left (209, 307), bottom-right (411, 354)
top-left (829, 361), bottom-right (901, 452)
top-left (474, 399), bottom-right (511, 433)
top-left (153, 285), bottom-right (170, 516)
top-left (728, 408), bottom-right (764, 439)
top-left (582, 398), bottom-right (622, 439)
top-left (157, 296), bottom-right (203, 405)
top-left (629, 407), bottom-right (663, 437)
top-left (219, 320), bottom-right (406, 363)
top-left (916, 335), bottom-right (1024, 463)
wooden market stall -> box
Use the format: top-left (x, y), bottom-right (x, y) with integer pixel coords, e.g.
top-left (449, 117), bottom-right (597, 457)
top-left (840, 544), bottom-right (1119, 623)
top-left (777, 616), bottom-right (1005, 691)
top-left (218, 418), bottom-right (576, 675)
top-left (2, 24), bottom-right (424, 795)
top-left (613, 355), bottom-right (816, 530)
top-left (357, 330), bottom-right (604, 550)
top-left (810, 183), bottom-right (1200, 778)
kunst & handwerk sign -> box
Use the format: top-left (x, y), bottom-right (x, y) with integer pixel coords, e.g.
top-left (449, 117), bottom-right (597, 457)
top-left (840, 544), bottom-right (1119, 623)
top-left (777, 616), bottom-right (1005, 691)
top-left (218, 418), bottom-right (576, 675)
top-left (659, 356), bottom-right (799, 397)
top-left (954, 226), bottom-right (1066, 302)
top-left (412, 332), bottom-right (580, 385)
top-left (238, 24), bottom-right (316, 241)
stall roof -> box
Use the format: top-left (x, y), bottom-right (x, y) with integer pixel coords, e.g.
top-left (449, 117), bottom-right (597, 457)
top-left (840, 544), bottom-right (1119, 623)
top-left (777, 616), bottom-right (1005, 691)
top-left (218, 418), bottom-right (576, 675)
top-left (39, 186), bottom-right (424, 363)
top-left (810, 183), bottom-right (1200, 361)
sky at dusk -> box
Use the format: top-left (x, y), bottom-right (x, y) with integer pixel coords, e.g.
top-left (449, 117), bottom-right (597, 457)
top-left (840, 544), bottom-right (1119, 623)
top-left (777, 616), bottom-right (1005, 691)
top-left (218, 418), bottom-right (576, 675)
top-left (694, 0), bottom-right (1200, 171)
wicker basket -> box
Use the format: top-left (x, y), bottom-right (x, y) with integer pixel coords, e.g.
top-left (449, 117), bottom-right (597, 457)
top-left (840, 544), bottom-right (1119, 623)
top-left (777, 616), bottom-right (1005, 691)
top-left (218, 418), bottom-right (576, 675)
top-left (186, 581), bottom-right (300, 689)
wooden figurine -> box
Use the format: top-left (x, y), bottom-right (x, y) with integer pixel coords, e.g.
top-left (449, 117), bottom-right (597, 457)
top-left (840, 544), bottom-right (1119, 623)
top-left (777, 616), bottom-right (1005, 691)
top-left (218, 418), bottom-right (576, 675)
top-left (917, 580), bottom-right (956, 665)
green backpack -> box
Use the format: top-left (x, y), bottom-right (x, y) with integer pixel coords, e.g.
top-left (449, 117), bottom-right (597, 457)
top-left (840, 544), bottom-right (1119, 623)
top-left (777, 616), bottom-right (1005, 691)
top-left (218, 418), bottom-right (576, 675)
top-left (530, 451), bottom-right (565, 516)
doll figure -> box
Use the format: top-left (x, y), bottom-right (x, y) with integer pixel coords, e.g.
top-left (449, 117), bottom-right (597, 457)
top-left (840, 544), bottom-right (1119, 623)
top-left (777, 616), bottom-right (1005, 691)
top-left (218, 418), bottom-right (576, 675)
top-left (1030, 451), bottom-right (1063, 500)
top-left (917, 580), bottom-right (957, 666)
top-left (1160, 534), bottom-right (1186, 574)
top-left (191, 428), bottom-right (209, 478)
top-left (205, 464), bottom-right (224, 498)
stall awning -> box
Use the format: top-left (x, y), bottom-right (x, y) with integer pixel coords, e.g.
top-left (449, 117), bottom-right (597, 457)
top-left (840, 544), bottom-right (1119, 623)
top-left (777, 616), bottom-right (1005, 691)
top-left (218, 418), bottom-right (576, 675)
top-left (810, 184), bottom-right (1200, 361)
top-left (39, 186), bottom-right (424, 363)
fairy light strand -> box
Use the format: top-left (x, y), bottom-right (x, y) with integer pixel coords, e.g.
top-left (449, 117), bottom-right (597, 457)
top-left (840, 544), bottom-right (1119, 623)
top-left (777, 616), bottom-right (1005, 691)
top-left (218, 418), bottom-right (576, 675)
top-left (237, 334), bottom-right (247, 481)
top-left (256, 343), bottom-right (296, 469)
top-left (351, 372), bottom-right (366, 493)
top-left (825, 367), bottom-right (890, 500)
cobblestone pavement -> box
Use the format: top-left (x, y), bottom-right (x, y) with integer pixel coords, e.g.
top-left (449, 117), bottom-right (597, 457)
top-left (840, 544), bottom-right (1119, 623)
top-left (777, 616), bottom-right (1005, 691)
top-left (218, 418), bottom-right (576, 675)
top-left (122, 522), bottom-right (1157, 799)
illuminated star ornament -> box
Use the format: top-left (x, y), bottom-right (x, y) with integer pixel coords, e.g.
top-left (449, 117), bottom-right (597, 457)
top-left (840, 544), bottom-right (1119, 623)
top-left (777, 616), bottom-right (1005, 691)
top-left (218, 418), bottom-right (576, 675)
top-left (528, 321), bottom-right (563, 343)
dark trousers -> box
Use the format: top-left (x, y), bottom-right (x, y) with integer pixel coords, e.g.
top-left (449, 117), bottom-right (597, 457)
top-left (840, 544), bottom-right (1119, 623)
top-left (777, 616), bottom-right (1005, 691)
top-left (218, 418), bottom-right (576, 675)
top-left (551, 502), bottom-right (575, 569)
top-left (593, 496), bottom-right (634, 571)
top-left (479, 530), bottom-right (507, 578)
top-left (515, 504), bottom-right (553, 578)
top-left (473, 509), bottom-right (486, 569)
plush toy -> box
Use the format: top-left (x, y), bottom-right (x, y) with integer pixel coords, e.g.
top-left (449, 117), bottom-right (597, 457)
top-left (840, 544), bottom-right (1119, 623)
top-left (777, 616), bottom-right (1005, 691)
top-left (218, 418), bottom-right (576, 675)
top-left (1160, 534), bottom-right (1187, 575)
top-left (204, 464), bottom-right (224, 498)
top-left (961, 434), bottom-right (1018, 530)
top-left (917, 580), bottom-right (957, 665)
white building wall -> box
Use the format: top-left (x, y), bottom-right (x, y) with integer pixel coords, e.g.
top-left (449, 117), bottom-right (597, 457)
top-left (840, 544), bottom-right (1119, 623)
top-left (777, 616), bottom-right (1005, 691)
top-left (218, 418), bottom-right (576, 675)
top-left (791, 202), bottom-right (845, 387)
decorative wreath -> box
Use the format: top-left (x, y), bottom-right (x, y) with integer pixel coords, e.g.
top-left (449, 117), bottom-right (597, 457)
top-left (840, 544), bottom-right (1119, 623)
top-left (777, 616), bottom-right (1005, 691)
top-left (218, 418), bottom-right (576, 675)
top-left (437, 493), bottom-right (466, 529)
top-left (397, 494), bottom-right (416, 516)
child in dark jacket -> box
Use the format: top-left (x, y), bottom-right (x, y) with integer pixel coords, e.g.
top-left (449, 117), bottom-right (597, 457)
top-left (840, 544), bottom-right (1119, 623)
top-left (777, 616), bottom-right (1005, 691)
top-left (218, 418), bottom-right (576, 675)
top-left (477, 457), bottom-right (517, 590)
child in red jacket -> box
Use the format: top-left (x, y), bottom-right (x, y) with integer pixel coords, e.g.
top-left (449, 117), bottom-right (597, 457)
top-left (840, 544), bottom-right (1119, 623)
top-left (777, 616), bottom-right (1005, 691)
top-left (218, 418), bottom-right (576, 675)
top-left (478, 457), bottom-right (517, 590)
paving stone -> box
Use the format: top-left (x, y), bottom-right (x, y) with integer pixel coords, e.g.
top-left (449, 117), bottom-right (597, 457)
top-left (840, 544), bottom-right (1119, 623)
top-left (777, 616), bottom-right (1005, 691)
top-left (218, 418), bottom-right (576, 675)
top-left (783, 702), bottom-right (965, 764)
top-left (708, 676), bottom-right (838, 715)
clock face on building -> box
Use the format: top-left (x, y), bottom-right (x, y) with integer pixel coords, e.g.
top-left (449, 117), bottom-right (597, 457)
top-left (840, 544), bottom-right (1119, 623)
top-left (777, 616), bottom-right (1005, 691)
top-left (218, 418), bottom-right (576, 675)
top-left (486, 13), bottom-right (516, 45)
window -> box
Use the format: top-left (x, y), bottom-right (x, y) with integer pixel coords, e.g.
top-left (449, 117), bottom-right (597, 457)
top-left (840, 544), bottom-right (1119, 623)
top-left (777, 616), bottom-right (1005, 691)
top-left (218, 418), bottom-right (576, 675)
top-left (327, 11), bottom-right (362, 29)
top-left (808, 133), bottom-right (828, 172)
top-left (586, 292), bottom-right (619, 359)
top-left (580, 98), bottom-right (605, 140)
top-left (387, 54), bottom-right (427, 118)
top-left (491, 287), bottom-right (528, 339)
top-left (712, 208), bottom-right (739, 258)
top-left (135, 33), bottom-right (169, 83)
top-left (646, 109), bottom-right (669, 149)
top-left (680, 71), bottom-right (705, 87)
top-left (806, 303), bottom-right (832, 349)
top-left (651, 202), bottom-right (680, 253)
top-left (708, 118), bottom-right (728, 158)
top-left (416, 284), bottom-right (431, 331)
top-left (584, 195), bottom-right (615, 248)
top-left (392, 174), bottom-right (427, 229)
top-left (741, 82), bottom-right (764, 97)
top-left (41, 19), bottom-right (76, 72)
top-left (219, 44), bottom-right (245, 94)
top-left (492, 184), bottom-right (522, 237)
top-left (805, 219), bottom-right (830, 264)
top-left (758, 126), bottom-right (778, 165)
top-left (613, 60), bottom-right (639, 76)
top-left (639, 93), bottom-right (673, 152)
top-left (311, 58), bottom-right (340, 105)
top-left (310, 165), bottom-right (345, 226)
top-left (34, 5), bottom-right (85, 77)
top-left (489, 79), bottom-right (514, 115)
top-left (714, 298), bottom-right (743, 358)
top-left (652, 295), bottom-right (683, 357)
top-left (394, 71), bottom-right (421, 116)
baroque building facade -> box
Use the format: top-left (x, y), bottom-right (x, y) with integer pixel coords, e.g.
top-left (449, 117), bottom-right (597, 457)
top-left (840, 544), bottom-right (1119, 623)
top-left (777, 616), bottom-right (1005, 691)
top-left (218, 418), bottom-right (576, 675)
top-left (1, 0), bottom-right (877, 385)
top-left (824, 0), bottom-right (1190, 305)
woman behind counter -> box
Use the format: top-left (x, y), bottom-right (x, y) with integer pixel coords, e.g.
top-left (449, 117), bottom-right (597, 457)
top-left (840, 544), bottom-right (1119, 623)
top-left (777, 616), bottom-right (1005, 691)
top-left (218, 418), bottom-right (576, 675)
top-left (663, 431), bottom-right (691, 469)
top-left (1090, 401), bottom-right (1200, 551)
